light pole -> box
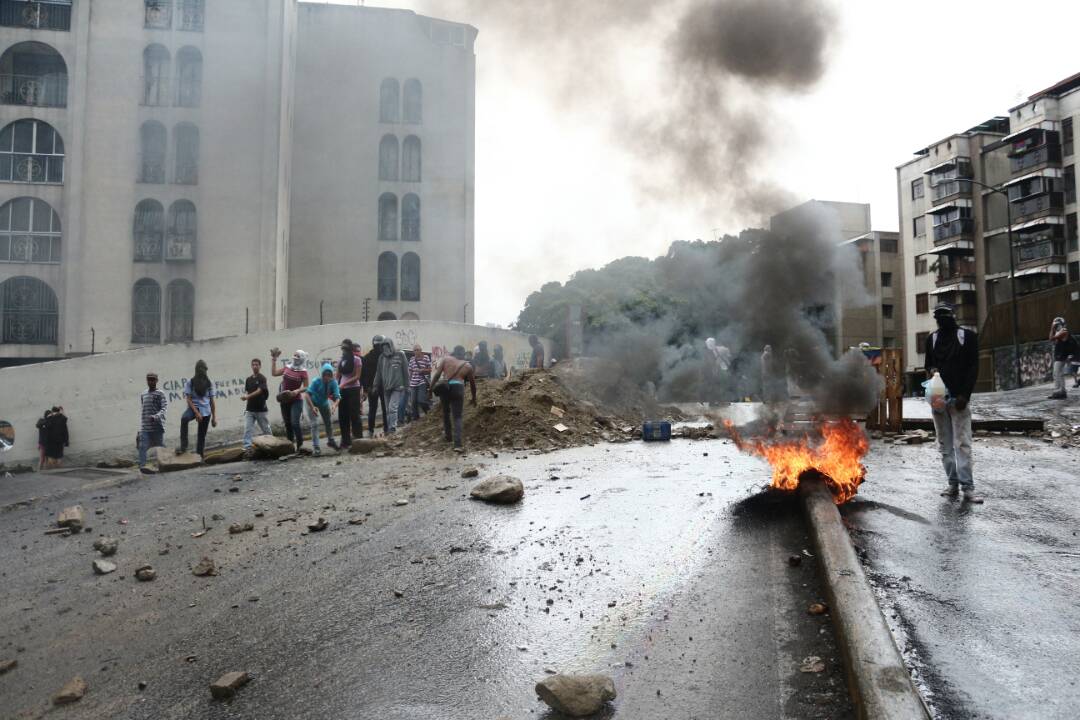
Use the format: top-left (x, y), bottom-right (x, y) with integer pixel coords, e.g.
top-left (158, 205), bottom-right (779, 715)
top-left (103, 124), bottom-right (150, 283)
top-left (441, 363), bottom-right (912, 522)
top-left (964, 177), bottom-right (1021, 389)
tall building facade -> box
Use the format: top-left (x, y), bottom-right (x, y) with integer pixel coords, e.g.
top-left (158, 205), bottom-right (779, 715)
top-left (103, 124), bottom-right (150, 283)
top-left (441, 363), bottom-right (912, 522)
top-left (897, 72), bottom-right (1080, 385)
top-left (0, 1), bottom-right (476, 366)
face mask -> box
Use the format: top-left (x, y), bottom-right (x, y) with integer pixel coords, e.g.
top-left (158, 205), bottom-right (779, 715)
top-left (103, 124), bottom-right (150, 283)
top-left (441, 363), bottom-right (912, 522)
top-left (935, 315), bottom-right (956, 329)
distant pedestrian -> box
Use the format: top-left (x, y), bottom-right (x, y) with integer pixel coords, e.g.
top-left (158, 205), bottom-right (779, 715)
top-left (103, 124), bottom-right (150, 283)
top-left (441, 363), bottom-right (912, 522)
top-left (407, 343), bottom-right (432, 420)
top-left (925, 304), bottom-right (982, 503)
top-left (473, 341), bottom-right (492, 378)
top-left (431, 345), bottom-right (477, 452)
top-left (529, 335), bottom-right (545, 369)
top-left (489, 344), bottom-right (509, 380)
top-left (42, 406), bottom-right (68, 468)
top-left (179, 360), bottom-right (217, 457)
top-left (240, 358), bottom-right (271, 455)
top-left (362, 335), bottom-right (388, 437)
top-left (373, 338), bottom-right (409, 434)
top-left (336, 339), bottom-right (364, 447)
top-left (304, 363), bottom-right (340, 455)
top-left (1048, 317), bottom-right (1078, 400)
top-left (35, 409), bottom-right (50, 469)
top-left (271, 348), bottom-right (310, 452)
top-left (138, 372), bottom-right (167, 471)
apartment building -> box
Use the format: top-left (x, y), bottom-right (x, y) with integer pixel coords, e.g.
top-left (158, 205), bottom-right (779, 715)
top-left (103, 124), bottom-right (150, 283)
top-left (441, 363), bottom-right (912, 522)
top-left (0, 0), bottom-right (476, 366)
top-left (897, 72), bottom-right (1080, 386)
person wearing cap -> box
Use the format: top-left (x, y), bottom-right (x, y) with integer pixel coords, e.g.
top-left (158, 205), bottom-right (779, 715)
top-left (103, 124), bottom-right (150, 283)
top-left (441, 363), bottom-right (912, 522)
top-left (138, 372), bottom-right (168, 470)
top-left (1048, 316), bottom-right (1078, 400)
top-left (336, 339), bottom-right (364, 447)
top-left (271, 348), bottom-right (310, 453)
top-left (924, 303), bottom-right (982, 503)
top-left (430, 345), bottom-right (477, 452)
top-left (304, 363), bottom-right (341, 456)
top-left (362, 334), bottom-right (387, 437)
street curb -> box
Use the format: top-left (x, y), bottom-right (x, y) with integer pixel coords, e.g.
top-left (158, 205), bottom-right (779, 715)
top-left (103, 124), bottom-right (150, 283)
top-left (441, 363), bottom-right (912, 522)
top-left (800, 480), bottom-right (930, 720)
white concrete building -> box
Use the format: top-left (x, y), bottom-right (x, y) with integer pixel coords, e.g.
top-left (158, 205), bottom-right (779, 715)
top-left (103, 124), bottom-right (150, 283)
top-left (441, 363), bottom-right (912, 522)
top-left (0, 1), bottom-right (476, 366)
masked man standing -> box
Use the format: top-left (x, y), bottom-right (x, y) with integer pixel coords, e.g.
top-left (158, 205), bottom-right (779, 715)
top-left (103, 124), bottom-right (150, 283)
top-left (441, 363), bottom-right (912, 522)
top-left (924, 303), bottom-right (982, 504)
top-left (373, 338), bottom-right (410, 434)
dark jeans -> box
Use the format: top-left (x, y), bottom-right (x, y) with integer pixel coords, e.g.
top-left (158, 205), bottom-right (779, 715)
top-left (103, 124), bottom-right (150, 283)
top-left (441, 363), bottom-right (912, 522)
top-left (409, 384), bottom-right (429, 420)
top-left (339, 386), bottom-right (363, 444)
top-left (366, 387), bottom-right (387, 435)
top-left (180, 408), bottom-right (210, 457)
top-left (280, 400), bottom-right (294, 442)
top-left (289, 399), bottom-right (305, 449)
top-left (441, 382), bottom-right (465, 449)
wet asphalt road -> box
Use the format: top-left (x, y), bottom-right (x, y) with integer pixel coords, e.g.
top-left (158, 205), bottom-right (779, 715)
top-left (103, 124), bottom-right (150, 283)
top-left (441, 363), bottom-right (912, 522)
top-left (0, 440), bottom-right (852, 719)
top-left (848, 433), bottom-right (1080, 720)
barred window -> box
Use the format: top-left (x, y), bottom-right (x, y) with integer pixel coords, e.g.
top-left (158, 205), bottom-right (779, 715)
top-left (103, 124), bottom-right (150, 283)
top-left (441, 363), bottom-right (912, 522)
top-left (144, 0), bottom-right (171, 29)
top-left (133, 199), bottom-right (164, 262)
top-left (0, 118), bottom-right (63, 183)
top-left (1, 274), bottom-right (58, 344)
top-left (401, 252), bottom-right (420, 301)
top-left (0, 40), bottom-right (68, 108)
top-left (403, 79), bottom-right (422, 124)
top-left (175, 46), bottom-right (201, 108)
top-left (402, 135), bottom-right (421, 182)
top-left (132, 279), bottom-right (161, 344)
top-left (377, 251), bottom-right (397, 300)
top-left (379, 134), bottom-right (399, 181)
top-left (142, 44), bottom-right (170, 106)
top-left (139, 120), bottom-right (166, 183)
top-left (0, 0), bottom-right (73, 32)
top-left (177, 0), bottom-right (203, 32)
top-left (379, 78), bottom-right (399, 123)
top-left (167, 200), bottom-right (196, 261)
top-left (0, 196), bottom-right (61, 263)
top-left (378, 193), bottom-right (398, 242)
top-left (174, 123), bottom-right (198, 184)
top-left (167, 279), bottom-right (194, 342)
top-left (402, 193), bottom-right (420, 242)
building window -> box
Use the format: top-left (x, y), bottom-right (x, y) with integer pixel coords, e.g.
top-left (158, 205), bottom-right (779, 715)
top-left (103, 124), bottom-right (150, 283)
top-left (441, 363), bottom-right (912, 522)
top-left (402, 193), bottom-right (420, 242)
top-left (400, 311), bottom-right (419, 321)
top-left (174, 123), bottom-right (198, 184)
top-left (378, 193), bottom-right (398, 242)
top-left (916, 293), bottom-right (929, 314)
top-left (132, 279), bottom-right (161, 344)
top-left (175, 47), bottom-right (202, 108)
top-left (0, 41), bottom-right (68, 108)
top-left (139, 120), bottom-right (166, 183)
top-left (0, 196), bottom-right (61, 263)
top-left (911, 177), bottom-right (924, 200)
top-left (1065, 164), bottom-right (1076, 205)
top-left (0, 0), bottom-right (73, 31)
top-left (378, 134), bottom-right (399, 181)
top-left (913, 215), bottom-right (925, 237)
top-left (144, 0), bottom-right (171, 29)
top-left (377, 311), bottom-right (396, 321)
top-left (0, 119), bottom-right (63, 183)
top-left (880, 272), bottom-right (892, 288)
top-left (1, 274), bottom-right (57, 344)
top-left (177, 0), bottom-right (203, 32)
top-left (401, 252), bottom-right (420, 301)
top-left (166, 279), bottom-right (194, 341)
top-left (881, 304), bottom-right (893, 320)
top-left (142, 44), bottom-right (170, 106)
top-left (1069, 261), bottom-right (1079, 284)
top-left (915, 331), bottom-right (929, 354)
top-left (1064, 117), bottom-right (1074, 157)
top-left (377, 251), bottom-right (397, 300)
top-left (133, 199), bottom-right (165, 262)
top-left (914, 255), bottom-right (927, 275)
top-left (1068, 212), bottom-right (1078, 253)
top-left (879, 235), bottom-right (897, 253)
top-left (402, 135), bottom-right (421, 182)
top-left (167, 200), bottom-right (196, 261)
top-left (403, 78), bottom-right (422, 124)
top-left (379, 78), bottom-right (399, 123)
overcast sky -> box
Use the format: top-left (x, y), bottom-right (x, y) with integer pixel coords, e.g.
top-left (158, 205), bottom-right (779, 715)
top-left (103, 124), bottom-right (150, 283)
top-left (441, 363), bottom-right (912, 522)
top-left (331, 0), bottom-right (1080, 326)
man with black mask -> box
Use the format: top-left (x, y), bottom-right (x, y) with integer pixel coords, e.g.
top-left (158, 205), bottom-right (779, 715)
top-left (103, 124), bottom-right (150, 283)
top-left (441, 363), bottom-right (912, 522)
top-left (924, 303), bottom-right (982, 503)
top-left (362, 334), bottom-right (388, 437)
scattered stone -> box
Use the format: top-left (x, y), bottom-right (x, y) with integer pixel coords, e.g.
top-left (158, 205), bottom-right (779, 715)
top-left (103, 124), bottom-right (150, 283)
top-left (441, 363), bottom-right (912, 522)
top-left (138, 681), bottom-right (148, 691)
top-left (347, 517), bottom-right (365, 525)
top-left (204, 447), bottom-right (246, 465)
top-left (321, 473), bottom-right (330, 479)
top-left (0, 659), bottom-right (17, 675)
top-left (787, 555), bottom-right (802, 567)
top-left (192, 557), bottom-right (217, 577)
top-left (57, 505), bottom-right (85, 530)
top-left (348, 438), bottom-right (384, 455)
top-left (535, 674), bottom-right (616, 717)
top-left (393, 499), bottom-right (409, 507)
top-left (307, 518), bottom-right (328, 532)
top-left (229, 523), bottom-right (254, 535)
top-left (135, 565), bottom-right (156, 582)
top-left (461, 467), bottom-right (480, 478)
top-left (808, 602), bottom-right (828, 615)
top-left (799, 656), bottom-right (826, 673)
top-left (393, 590), bottom-right (404, 598)
top-left (153, 447), bottom-right (205, 472)
top-left (53, 676), bottom-right (88, 705)
top-left (210, 671), bottom-right (250, 700)
top-left (469, 475), bottom-right (524, 504)
top-left (93, 537), bottom-right (118, 556)
top-left (553, 423), bottom-right (570, 433)
top-left (550, 406), bottom-right (565, 418)
top-left (92, 559), bottom-right (117, 575)
top-left (252, 434), bottom-right (294, 459)
top-left (228, 486), bottom-right (240, 493)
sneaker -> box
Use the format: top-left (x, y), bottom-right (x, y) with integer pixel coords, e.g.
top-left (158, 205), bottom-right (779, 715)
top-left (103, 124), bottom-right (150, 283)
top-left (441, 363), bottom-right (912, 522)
top-left (962, 489), bottom-right (983, 504)
top-left (313, 447), bottom-right (322, 456)
top-left (940, 485), bottom-right (960, 498)
top-left (328, 439), bottom-right (339, 450)
top-left (1048, 392), bottom-right (1067, 400)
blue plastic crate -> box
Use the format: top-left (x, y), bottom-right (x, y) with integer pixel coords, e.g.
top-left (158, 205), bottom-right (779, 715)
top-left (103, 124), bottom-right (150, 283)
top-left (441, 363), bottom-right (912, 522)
top-left (642, 420), bottom-right (672, 442)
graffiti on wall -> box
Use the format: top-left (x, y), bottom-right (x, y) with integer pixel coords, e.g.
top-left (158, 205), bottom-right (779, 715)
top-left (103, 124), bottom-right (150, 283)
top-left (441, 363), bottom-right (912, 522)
top-left (993, 340), bottom-right (1053, 391)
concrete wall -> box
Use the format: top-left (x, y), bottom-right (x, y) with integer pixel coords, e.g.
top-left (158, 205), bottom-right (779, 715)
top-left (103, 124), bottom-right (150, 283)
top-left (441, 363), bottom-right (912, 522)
top-left (0, 321), bottom-right (548, 465)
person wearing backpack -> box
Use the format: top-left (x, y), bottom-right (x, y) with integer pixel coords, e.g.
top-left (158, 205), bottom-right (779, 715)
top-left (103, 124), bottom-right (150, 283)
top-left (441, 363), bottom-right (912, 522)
top-left (924, 303), bottom-right (982, 504)
top-left (1049, 317), bottom-right (1078, 400)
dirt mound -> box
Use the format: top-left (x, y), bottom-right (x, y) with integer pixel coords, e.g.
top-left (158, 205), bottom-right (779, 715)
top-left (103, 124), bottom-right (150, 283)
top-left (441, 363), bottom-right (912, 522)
top-left (398, 363), bottom-right (682, 453)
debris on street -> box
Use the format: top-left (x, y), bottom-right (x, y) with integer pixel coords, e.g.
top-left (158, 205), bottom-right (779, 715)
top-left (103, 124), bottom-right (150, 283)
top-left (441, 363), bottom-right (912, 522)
top-left (535, 673), bottom-right (616, 717)
top-left (92, 559), bottom-right (117, 575)
top-left (93, 537), bottom-right (119, 556)
top-left (307, 518), bottom-right (328, 532)
top-left (57, 505), bottom-right (85, 530)
top-left (210, 671), bottom-right (250, 699)
top-left (134, 565), bottom-right (156, 582)
top-left (192, 557), bottom-right (217, 576)
top-left (799, 656), bottom-right (826, 673)
top-left (53, 676), bottom-right (88, 705)
top-left (469, 475), bottom-right (524, 504)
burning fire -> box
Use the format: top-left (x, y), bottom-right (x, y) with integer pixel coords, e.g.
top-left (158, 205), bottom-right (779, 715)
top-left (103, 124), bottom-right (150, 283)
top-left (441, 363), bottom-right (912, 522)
top-left (724, 418), bottom-right (868, 504)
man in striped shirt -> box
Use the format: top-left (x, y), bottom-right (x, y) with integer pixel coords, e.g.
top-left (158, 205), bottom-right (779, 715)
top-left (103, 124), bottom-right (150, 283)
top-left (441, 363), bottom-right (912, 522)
top-left (138, 372), bottom-right (167, 471)
top-left (407, 344), bottom-right (431, 421)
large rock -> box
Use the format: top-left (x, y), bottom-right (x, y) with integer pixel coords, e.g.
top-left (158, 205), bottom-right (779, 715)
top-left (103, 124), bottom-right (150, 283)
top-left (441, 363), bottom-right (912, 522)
top-left (470, 476), bottom-right (524, 504)
top-left (153, 448), bottom-right (204, 472)
top-left (348, 438), bottom-right (385, 455)
top-left (205, 447), bottom-right (246, 465)
top-left (53, 676), bottom-right (88, 705)
top-left (535, 674), bottom-right (616, 717)
top-left (210, 671), bottom-right (250, 699)
top-left (252, 435), bottom-right (294, 459)
top-left (57, 506), bottom-right (85, 530)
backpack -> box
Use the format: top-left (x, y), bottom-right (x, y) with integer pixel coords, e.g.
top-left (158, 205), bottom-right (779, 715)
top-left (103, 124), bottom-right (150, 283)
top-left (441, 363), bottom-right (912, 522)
top-left (929, 328), bottom-right (966, 349)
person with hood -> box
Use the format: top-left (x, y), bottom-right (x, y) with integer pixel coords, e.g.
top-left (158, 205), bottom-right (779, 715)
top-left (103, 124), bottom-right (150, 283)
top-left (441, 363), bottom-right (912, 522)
top-left (305, 363), bottom-right (341, 455)
top-left (489, 344), bottom-right (510, 380)
top-left (431, 345), bottom-right (477, 452)
top-left (42, 405), bottom-right (69, 468)
top-left (336, 339), bottom-right (363, 447)
top-left (373, 338), bottom-right (410, 434)
top-left (1048, 316), bottom-right (1078, 400)
top-left (924, 303), bottom-right (982, 504)
top-left (272, 348), bottom-right (310, 452)
top-left (179, 360), bottom-right (217, 457)
top-left (362, 334), bottom-right (387, 437)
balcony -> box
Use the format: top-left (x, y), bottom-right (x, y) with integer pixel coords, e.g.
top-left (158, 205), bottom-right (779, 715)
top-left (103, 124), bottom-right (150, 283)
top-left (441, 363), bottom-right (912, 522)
top-left (1014, 238), bottom-right (1066, 272)
top-left (936, 258), bottom-right (976, 288)
top-left (166, 235), bottom-right (195, 261)
top-left (174, 163), bottom-right (198, 185)
top-left (1009, 144), bottom-right (1062, 175)
top-left (933, 218), bottom-right (975, 244)
top-left (0, 1), bottom-right (71, 31)
top-left (178, 1), bottom-right (204, 32)
top-left (0, 72), bottom-right (66, 107)
top-left (1011, 191), bottom-right (1064, 224)
top-left (931, 179), bottom-right (972, 205)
